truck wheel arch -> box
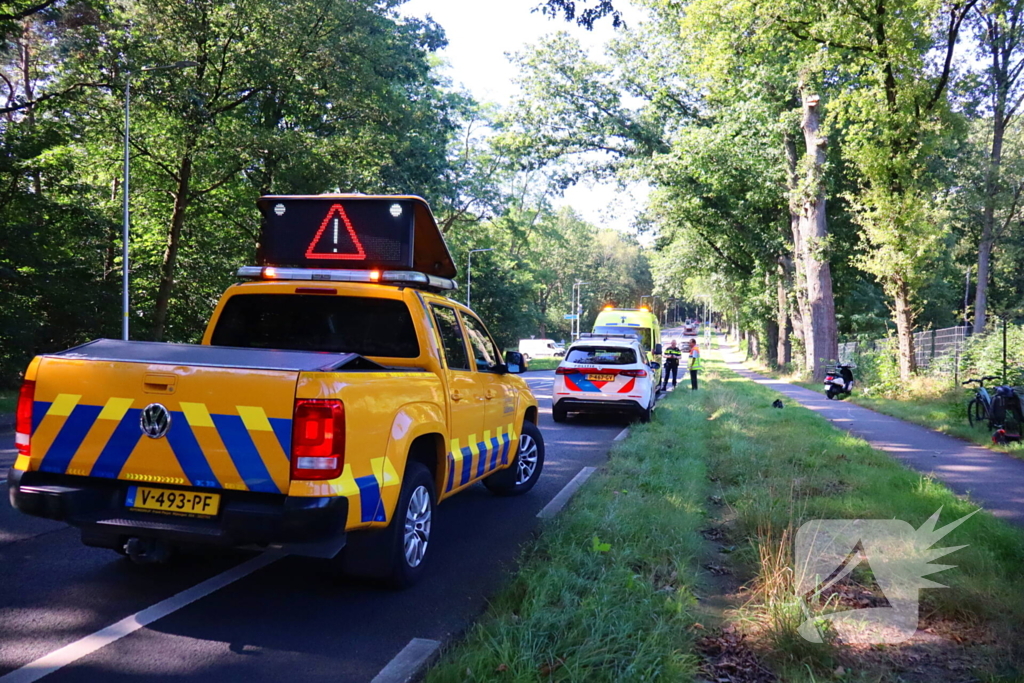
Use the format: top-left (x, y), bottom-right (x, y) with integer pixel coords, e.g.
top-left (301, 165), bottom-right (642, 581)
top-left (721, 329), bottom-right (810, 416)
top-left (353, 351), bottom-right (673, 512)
top-left (377, 404), bottom-right (446, 525)
top-left (406, 433), bottom-right (444, 494)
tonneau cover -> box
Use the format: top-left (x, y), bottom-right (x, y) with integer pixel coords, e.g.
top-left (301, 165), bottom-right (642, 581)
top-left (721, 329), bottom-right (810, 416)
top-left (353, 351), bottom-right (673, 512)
top-left (49, 339), bottom-right (383, 372)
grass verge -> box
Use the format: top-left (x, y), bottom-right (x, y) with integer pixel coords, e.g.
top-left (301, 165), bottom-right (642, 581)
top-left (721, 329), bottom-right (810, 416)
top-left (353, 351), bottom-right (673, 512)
top-left (429, 357), bottom-right (1024, 681)
top-left (428, 395), bottom-right (710, 681)
top-left (0, 390), bottom-right (15, 414)
top-left (524, 357), bottom-right (562, 371)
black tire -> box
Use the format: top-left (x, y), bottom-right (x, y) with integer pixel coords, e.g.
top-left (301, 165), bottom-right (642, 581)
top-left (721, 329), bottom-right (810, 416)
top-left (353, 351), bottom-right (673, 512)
top-left (967, 399), bottom-right (977, 427)
top-left (552, 403), bottom-right (567, 423)
top-left (826, 388), bottom-right (836, 400)
top-left (338, 461), bottom-right (435, 589)
top-left (483, 421), bottom-right (545, 496)
top-left (968, 399), bottom-right (987, 429)
top-left (638, 403), bottom-right (653, 423)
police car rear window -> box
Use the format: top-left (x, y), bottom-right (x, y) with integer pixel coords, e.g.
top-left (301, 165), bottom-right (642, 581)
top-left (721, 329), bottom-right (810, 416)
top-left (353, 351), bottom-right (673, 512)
top-left (593, 326), bottom-right (651, 348)
top-left (566, 346), bottom-right (637, 365)
top-left (211, 294), bottom-right (420, 358)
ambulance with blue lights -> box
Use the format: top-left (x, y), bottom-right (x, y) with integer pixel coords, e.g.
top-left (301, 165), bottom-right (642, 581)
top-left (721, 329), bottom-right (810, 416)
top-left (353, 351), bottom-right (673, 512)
top-left (9, 195), bottom-right (543, 587)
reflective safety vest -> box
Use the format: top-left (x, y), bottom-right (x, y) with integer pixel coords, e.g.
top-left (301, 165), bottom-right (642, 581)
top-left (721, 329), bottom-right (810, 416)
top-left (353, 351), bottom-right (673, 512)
top-left (689, 348), bottom-right (702, 371)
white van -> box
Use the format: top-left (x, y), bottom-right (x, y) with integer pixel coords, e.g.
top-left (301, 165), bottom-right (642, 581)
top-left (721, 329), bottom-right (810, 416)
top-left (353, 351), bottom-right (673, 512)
top-left (519, 338), bottom-right (565, 360)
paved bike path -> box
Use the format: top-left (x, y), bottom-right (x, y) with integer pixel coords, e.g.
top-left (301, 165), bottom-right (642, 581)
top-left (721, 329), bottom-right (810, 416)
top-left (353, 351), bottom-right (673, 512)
top-left (723, 355), bottom-right (1024, 526)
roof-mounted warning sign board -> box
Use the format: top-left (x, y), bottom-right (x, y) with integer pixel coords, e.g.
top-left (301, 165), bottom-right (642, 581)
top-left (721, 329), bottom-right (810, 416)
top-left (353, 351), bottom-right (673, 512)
top-left (256, 195), bottom-right (457, 279)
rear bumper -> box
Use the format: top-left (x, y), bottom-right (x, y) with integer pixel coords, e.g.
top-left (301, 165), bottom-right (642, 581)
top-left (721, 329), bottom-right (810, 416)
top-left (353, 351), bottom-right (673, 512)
top-left (7, 468), bottom-right (347, 551)
top-left (554, 398), bottom-right (646, 415)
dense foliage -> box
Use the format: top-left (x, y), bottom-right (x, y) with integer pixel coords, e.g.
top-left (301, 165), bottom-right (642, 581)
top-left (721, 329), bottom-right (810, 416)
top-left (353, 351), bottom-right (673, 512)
top-left (0, 0), bottom-right (653, 386)
top-left (528, 0), bottom-right (1024, 382)
top-left (7, 0), bottom-right (1024, 389)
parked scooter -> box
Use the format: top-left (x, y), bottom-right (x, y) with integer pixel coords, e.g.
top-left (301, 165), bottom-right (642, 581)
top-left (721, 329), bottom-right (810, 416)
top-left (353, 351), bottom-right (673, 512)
top-left (824, 363), bottom-right (855, 400)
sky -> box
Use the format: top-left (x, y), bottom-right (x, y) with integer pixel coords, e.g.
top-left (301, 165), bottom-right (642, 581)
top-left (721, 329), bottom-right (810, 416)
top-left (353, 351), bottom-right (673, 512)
top-left (399, 0), bottom-right (650, 235)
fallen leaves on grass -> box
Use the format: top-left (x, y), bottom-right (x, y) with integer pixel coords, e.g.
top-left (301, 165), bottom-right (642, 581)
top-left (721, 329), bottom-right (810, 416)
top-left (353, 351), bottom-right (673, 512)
top-left (697, 627), bottom-right (776, 682)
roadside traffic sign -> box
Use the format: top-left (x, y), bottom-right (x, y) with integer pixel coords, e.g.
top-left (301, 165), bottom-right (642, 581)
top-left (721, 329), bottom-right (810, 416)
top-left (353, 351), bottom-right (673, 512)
top-left (564, 314), bottom-right (578, 320)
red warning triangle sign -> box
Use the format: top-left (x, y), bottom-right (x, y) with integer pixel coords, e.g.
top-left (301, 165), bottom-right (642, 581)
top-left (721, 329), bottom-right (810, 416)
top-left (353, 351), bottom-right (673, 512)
top-left (305, 204), bottom-right (367, 261)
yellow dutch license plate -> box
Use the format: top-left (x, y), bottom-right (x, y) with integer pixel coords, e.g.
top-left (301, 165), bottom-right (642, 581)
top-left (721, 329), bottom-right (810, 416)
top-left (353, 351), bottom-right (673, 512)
top-left (586, 374), bottom-right (615, 382)
top-left (127, 486), bottom-right (221, 517)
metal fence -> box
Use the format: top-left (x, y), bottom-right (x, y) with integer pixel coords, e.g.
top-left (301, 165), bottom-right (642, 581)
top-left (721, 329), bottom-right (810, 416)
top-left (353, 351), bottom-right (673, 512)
top-left (838, 325), bottom-right (971, 369)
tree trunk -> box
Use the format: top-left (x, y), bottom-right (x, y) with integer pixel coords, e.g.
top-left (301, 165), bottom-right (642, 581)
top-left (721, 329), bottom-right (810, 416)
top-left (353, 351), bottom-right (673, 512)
top-left (766, 320), bottom-right (779, 366)
top-left (784, 133), bottom-right (810, 368)
top-left (974, 115), bottom-right (1005, 334)
top-left (152, 155), bottom-right (193, 341)
top-left (799, 90), bottom-right (838, 380)
top-left (776, 263), bottom-right (792, 365)
top-left (893, 277), bottom-right (917, 380)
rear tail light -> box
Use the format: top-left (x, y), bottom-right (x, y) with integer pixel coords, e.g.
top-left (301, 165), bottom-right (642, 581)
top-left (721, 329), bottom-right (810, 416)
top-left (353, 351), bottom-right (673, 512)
top-left (15, 379), bottom-right (35, 457)
top-left (825, 375), bottom-right (834, 381)
top-left (557, 367), bottom-right (603, 375)
top-left (620, 369), bottom-right (648, 378)
top-left (291, 399), bottom-right (344, 480)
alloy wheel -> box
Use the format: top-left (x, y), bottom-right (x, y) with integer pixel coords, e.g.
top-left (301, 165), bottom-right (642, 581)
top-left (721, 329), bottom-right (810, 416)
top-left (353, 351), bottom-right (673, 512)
top-left (516, 434), bottom-right (539, 485)
top-left (403, 486), bottom-right (432, 567)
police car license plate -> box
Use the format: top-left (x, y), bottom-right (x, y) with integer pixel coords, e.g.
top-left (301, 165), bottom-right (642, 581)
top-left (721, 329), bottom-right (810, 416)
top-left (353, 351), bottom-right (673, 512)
top-left (127, 486), bottom-right (220, 517)
top-left (586, 374), bottom-right (615, 382)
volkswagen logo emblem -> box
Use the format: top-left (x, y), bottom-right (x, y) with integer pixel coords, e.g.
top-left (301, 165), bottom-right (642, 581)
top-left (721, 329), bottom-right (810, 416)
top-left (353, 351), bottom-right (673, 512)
top-left (140, 403), bottom-right (172, 439)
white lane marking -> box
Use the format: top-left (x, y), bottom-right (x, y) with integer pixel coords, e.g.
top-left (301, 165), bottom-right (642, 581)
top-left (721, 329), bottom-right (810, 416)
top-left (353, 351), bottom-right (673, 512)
top-left (0, 551), bottom-right (283, 683)
top-left (613, 427), bottom-right (630, 442)
top-left (371, 637), bottom-right (442, 683)
top-left (537, 467), bottom-right (597, 520)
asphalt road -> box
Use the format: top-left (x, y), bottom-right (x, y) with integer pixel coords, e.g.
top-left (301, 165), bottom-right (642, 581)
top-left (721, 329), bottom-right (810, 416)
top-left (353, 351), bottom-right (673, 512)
top-left (0, 372), bottom-right (626, 682)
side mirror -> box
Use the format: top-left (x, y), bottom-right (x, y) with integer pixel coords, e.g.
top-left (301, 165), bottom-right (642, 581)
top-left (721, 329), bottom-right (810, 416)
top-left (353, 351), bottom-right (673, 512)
top-left (504, 351), bottom-right (525, 374)
top-left (653, 343), bottom-right (663, 355)
top-left (650, 361), bottom-right (661, 370)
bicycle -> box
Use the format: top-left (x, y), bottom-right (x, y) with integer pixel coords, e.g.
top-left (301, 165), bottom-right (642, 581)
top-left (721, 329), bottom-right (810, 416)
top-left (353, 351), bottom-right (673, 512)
top-left (963, 376), bottom-right (1001, 428)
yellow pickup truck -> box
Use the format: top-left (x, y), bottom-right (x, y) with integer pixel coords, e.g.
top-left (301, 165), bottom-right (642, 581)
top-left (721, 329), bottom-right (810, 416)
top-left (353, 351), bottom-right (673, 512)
top-left (9, 195), bottom-right (543, 587)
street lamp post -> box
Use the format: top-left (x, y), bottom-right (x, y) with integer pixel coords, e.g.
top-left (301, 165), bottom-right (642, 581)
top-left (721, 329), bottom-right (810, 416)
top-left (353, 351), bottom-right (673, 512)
top-left (466, 247), bottom-right (493, 310)
top-left (572, 281), bottom-right (590, 340)
top-left (121, 60), bottom-right (198, 340)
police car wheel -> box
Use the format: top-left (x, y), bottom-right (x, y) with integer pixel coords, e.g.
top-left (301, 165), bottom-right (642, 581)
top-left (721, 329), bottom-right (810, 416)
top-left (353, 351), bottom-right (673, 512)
top-left (552, 403), bottom-right (567, 423)
top-left (483, 421), bottom-right (545, 496)
top-left (638, 405), bottom-right (653, 423)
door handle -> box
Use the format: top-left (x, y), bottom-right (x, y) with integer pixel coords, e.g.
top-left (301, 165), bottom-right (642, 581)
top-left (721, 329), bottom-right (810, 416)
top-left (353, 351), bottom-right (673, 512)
top-left (451, 389), bottom-right (463, 401)
top-left (483, 390), bottom-right (496, 400)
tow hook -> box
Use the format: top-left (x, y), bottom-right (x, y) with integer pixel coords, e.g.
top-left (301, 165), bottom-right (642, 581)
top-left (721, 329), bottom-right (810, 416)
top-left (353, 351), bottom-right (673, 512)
top-left (124, 537), bottom-right (172, 564)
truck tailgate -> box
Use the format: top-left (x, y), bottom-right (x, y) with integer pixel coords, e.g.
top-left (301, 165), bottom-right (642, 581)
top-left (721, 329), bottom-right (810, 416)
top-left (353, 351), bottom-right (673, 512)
top-left (29, 343), bottom-right (302, 494)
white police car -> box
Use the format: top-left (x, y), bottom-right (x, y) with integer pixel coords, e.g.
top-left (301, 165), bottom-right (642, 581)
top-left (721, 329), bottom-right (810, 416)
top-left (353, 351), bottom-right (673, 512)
top-left (552, 334), bottom-right (658, 423)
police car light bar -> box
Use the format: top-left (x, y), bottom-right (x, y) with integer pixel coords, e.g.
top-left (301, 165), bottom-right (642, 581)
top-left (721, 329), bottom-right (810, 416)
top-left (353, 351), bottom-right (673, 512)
top-left (579, 332), bottom-right (642, 340)
top-left (237, 266), bottom-right (457, 291)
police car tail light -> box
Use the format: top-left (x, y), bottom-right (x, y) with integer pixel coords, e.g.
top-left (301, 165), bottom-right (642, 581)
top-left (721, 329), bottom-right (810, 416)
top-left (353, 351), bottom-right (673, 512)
top-left (620, 369), bottom-right (648, 378)
top-left (15, 379), bottom-right (35, 457)
top-left (555, 367), bottom-right (574, 375)
top-left (291, 399), bottom-right (345, 480)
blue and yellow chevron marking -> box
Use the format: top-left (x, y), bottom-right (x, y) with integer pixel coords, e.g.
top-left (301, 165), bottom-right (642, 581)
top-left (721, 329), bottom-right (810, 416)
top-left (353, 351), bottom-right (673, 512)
top-left (355, 474), bottom-right (385, 522)
top-left (32, 395), bottom-right (292, 494)
top-left (445, 422), bottom-right (519, 493)
top-left (461, 436), bottom-right (477, 487)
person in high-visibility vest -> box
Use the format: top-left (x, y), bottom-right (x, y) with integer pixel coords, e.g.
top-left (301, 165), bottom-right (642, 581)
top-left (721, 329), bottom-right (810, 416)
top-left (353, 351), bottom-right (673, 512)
top-left (662, 339), bottom-right (682, 390)
top-left (689, 338), bottom-right (703, 390)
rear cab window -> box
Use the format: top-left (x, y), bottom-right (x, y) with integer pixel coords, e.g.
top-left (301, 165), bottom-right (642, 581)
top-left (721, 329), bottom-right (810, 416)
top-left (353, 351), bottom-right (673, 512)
top-left (566, 346), bottom-right (637, 365)
top-left (210, 294), bottom-right (420, 358)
